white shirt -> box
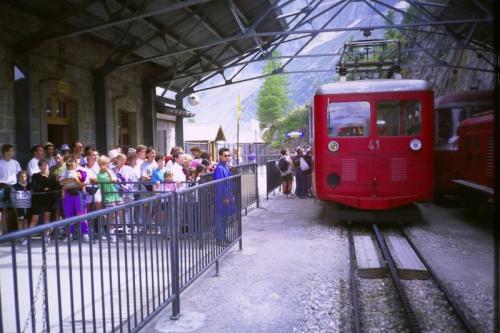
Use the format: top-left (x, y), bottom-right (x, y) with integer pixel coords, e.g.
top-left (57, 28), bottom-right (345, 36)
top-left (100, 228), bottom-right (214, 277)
top-left (84, 163), bottom-right (100, 184)
top-left (171, 163), bottom-right (186, 184)
top-left (27, 157), bottom-right (40, 176)
top-left (140, 160), bottom-right (158, 178)
top-left (48, 157), bottom-right (56, 168)
top-left (165, 160), bottom-right (174, 173)
top-left (114, 164), bottom-right (136, 197)
top-left (0, 158), bottom-right (21, 185)
top-left (60, 169), bottom-right (81, 188)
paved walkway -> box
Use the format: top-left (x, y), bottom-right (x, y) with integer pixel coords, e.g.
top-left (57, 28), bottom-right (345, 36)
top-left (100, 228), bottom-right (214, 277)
top-left (143, 194), bottom-right (351, 333)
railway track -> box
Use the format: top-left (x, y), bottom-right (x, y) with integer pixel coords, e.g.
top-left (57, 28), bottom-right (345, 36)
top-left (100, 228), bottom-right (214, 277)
top-left (347, 224), bottom-right (478, 333)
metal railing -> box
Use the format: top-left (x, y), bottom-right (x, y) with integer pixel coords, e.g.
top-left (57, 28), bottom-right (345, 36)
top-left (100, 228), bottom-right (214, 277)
top-left (197, 163), bottom-right (259, 212)
top-left (266, 160), bottom-right (282, 200)
top-left (0, 175), bottom-right (242, 333)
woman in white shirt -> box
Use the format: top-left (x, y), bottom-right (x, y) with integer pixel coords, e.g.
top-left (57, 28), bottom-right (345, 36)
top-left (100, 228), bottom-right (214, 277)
top-left (0, 144), bottom-right (21, 234)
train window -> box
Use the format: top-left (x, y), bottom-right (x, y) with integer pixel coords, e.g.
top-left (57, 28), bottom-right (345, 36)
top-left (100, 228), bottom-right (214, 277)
top-left (327, 101), bottom-right (370, 137)
top-left (436, 107), bottom-right (464, 145)
top-left (376, 100), bottom-right (421, 136)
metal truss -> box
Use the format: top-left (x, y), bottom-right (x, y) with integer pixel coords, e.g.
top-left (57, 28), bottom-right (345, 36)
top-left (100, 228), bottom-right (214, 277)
top-left (116, 15), bottom-right (491, 71)
top-left (7, 0), bottom-right (493, 95)
top-left (189, 59), bottom-right (495, 94)
top-left (179, 0), bottom-right (328, 91)
top-left (174, 0), bottom-right (493, 94)
top-left (24, 0), bottom-right (215, 44)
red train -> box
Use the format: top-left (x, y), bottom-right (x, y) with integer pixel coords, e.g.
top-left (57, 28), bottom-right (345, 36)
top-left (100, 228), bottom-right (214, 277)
top-left (453, 110), bottom-right (494, 205)
top-left (434, 90), bottom-right (494, 198)
top-left (312, 79), bottom-right (434, 210)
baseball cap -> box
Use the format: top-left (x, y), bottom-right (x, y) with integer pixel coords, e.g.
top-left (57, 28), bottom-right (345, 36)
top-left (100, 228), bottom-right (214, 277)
top-left (60, 144), bottom-right (70, 151)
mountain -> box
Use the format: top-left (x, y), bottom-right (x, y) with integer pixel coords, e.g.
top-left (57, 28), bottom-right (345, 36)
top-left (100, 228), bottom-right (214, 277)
top-left (184, 0), bottom-right (404, 142)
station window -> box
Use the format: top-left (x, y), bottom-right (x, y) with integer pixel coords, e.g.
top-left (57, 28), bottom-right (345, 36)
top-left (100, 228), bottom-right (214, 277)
top-left (327, 101), bottom-right (370, 137)
top-left (46, 95), bottom-right (70, 124)
top-left (376, 100), bottom-right (421, 136)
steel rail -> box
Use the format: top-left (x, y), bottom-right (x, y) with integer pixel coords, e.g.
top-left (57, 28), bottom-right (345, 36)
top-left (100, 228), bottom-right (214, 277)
top-left (372, 224), bottom-right (422, 333)
top-left (348, 226), bottom-right (362, 333)
top-left (401, 229), bottom-right (479, 333)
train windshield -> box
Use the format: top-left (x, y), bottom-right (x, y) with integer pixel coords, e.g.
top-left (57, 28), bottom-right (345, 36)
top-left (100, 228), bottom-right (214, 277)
top-left (435, 104), bottom-right (491, 146)
top-left (327, 101), bottom-right (370, 137)
top-left (376, 100), bottom-right (422, 136)
top-left (435, 107), bottom-right (464, 145)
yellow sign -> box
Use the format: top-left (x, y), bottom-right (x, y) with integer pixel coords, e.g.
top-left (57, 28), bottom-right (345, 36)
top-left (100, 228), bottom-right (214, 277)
top-left (236, 94), bottom-right (242, 121)
top-left (58, 80), bottom-right (70, 94)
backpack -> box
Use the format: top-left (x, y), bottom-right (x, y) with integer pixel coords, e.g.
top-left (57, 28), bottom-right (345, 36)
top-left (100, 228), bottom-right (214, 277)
top-left (278, 157), bottom-right (289, 172)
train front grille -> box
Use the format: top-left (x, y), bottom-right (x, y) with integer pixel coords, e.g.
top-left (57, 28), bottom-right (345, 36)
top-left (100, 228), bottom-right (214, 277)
top-left (391, 157), bottom-right (407, 182)
top-left (341, 158), bottom-right (357, 182)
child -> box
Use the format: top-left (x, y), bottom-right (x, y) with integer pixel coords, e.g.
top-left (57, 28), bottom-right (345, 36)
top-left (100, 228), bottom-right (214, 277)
top-left (151, 154), bottom-right (167, 191)
top-left (97, 155), bottom-right (122, 242)
top-left (163, 171), bottom-right (176, 192)
top-left (12, 170), bottom-right (31, 231)
top-left (60, 155), bottom-right (89, 242)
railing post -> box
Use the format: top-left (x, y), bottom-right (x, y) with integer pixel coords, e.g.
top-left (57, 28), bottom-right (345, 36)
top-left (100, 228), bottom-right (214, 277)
top-left (169, 193), bottom-right (181, 320)
top-left (237, 175), bottom-right (243, 251)
top-left (255, 163), bottom-right (260, 208)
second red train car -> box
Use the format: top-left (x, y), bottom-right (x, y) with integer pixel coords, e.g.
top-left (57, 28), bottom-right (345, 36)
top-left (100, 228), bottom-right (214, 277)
top-left (312, 79), bottom-right (434, 210)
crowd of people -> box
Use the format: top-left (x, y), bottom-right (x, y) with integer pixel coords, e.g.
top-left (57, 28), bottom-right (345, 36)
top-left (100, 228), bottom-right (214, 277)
top-left (0, 141), bottom-right (218, 240)
top-left (277, 146), bottom-right (313, 199)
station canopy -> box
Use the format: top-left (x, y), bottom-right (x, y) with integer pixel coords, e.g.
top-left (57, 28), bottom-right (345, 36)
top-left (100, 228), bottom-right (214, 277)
top-left (4, 0), bottom-right (494, 95)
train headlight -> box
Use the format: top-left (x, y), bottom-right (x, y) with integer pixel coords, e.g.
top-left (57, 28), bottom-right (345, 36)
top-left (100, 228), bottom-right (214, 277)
top-left (328, 141), bottom-right (340, 152)
top-left (410, 139), bottom-right (422, 151)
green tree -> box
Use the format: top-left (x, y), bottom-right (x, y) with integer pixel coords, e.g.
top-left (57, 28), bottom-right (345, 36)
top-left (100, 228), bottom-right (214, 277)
top-left (270, 105), bottom-right (310, 149)
top-left (257, 51), bottom-right (290, 132)
top-left (385, 10), bottom-right (404, 41)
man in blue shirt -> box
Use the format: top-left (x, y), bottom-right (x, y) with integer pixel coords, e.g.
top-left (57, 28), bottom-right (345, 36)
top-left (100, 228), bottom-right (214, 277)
top-left (213, 147), bottom-right (236, 244)
top-left (247, 150), bottom-right (256, 163)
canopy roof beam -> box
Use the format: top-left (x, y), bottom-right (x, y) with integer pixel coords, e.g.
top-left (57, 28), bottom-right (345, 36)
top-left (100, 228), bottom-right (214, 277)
top-left (116, 16), bottom-right (491, 70)
top-left (183, 0), bottom-right (325, 90)
top-left (25, 0), bottom-right (215, 44)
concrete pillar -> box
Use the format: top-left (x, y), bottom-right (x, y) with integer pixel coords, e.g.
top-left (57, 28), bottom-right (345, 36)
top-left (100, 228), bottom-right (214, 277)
top-left (14, 61), bottom-right (32, 166)
top-left (94, 73), bottom-right (108, 153)
top-left (142, 85), bottom-right (155, 147)
top-left (175, 93), bottom-right (184, 147)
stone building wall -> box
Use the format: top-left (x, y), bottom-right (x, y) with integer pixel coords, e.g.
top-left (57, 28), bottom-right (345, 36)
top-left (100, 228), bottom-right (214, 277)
top-left (0, 2), bottom-right (161, 152)
top-left (0, 44), bottom-right (15, 144)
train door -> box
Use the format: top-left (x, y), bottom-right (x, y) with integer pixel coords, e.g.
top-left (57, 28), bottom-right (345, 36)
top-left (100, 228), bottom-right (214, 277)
top-left (325, 100), bottom-right (373, 197)
top-left (372, 97), bottom-right (427, 198)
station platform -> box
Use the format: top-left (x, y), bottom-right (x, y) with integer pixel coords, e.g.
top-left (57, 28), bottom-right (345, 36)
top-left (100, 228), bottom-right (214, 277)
top-left (143, 194), bottom-right (351, 333)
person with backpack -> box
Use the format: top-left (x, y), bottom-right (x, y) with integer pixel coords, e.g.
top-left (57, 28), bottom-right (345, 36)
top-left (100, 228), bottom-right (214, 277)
top-left (292, 147), bottom-right (309, 198)
top-left (278, 149), bottom-right (294, 198)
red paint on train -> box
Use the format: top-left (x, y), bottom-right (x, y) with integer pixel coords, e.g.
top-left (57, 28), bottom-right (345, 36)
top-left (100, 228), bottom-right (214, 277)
top-left (454, 111), bottom-right (494, 196)
top-left (312, 80), bottom-right (434, 210)
top-left (434, 90), bottom-right (494, 197)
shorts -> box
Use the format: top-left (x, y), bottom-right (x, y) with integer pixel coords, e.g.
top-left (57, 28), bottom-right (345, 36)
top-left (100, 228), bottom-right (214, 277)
top-left (85, 189), bottom-right (102, 204)
top-left (0, 186), bottom-right (11, 209)
top-left (282, 173), bottom-right (293, 182)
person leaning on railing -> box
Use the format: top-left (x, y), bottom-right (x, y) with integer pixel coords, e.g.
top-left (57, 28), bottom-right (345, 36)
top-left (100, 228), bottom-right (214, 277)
top-left (213, 147), bottom-right (236, 245)
top-left (29, 158), bottom-right (57, 230)
top-left (12, 170), bottom-right (31, 231)
top-left (60, 155), bottom-right (89, 242)
top-left (49, 151), bottom-right (66, 221)
top-left (97, 155), bottom-right (124, 242)
top-left (0, 144), bottom-right (22, 234)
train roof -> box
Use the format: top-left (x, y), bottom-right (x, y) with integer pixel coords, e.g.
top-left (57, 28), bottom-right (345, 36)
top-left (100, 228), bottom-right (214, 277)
top-left (460, 110), bottom-right (494, 127)
top-left (435, 90), bottom-right (493, 108)
top-left (315, 79), bottom-right (432, 95)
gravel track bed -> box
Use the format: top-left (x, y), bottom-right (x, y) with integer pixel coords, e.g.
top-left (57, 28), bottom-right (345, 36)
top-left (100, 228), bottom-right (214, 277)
top-left (403, 279), bottom-right (466, 333)
top-left (357, 278), bottom-right (409, 333)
